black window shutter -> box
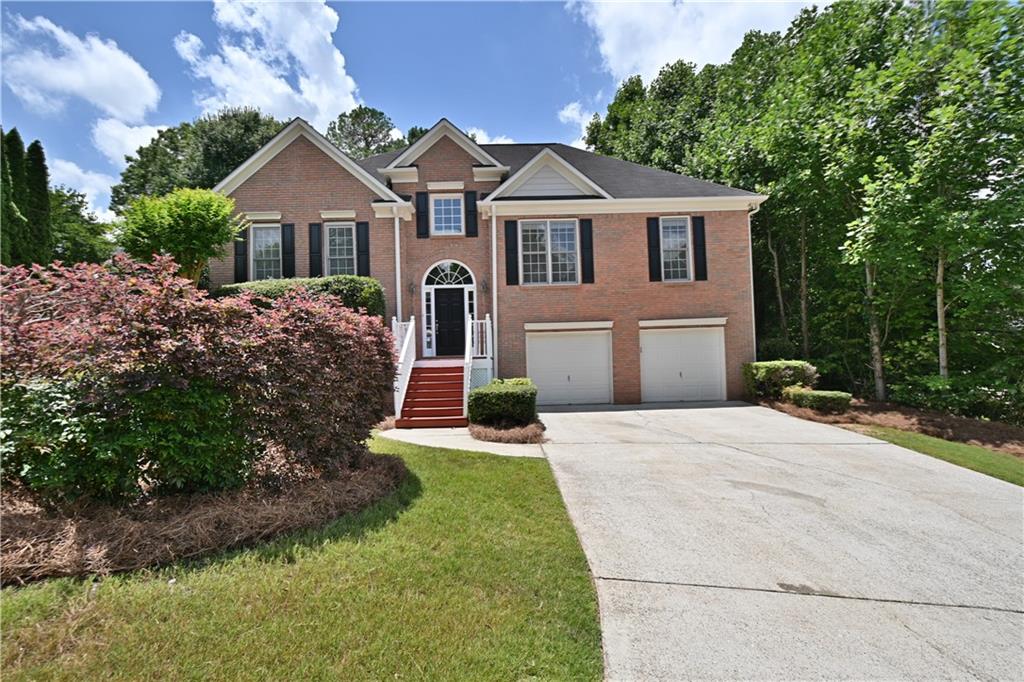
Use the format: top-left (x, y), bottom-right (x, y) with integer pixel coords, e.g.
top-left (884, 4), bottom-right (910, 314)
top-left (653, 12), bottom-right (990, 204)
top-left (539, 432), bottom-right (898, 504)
top-left (646, 217), bottom-right (662, 281)
top-left (464, 191), bottom-right (478, 237)
top-left (504, 220), bottom-right (519, 286)
top-left (234, 227), bottom-right (248, 283)
top-left (308, 223), bottom-right (323, 277)
top-left (416, 192), bottom-right (429, 238)
top-left (356, 221), bottom-right (370, 276)
top-left (281, 224), bottom-right (295, 278)
top-left (580, 219), bottom-right (594, 284)
top-left (692, 216), bottom-right (707, 281)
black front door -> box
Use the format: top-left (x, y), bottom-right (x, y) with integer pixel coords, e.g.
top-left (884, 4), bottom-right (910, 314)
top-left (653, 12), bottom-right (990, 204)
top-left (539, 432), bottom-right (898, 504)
top-left (434, 288), bottom-right (465, 356)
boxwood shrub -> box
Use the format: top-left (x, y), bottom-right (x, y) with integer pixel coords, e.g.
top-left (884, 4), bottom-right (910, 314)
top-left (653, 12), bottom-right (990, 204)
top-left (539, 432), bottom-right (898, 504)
top-left (742, 360), bottom-right (820, 399)
top-left (468, 378), bottom-right (538, 427)
top-left (782, 385), bottom-right (852, 412)
top-left (215, 274), bottom-right (385, 318)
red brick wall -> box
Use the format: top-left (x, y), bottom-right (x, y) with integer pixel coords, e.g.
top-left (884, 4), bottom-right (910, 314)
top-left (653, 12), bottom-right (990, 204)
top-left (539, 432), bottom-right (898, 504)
top-left (208, 135), bottom-right (398, 319)
top-left (494, 210), bottom-right (755, 401)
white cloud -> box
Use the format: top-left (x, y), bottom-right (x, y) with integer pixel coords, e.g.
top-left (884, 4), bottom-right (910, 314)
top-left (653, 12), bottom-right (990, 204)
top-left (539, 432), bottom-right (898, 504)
top-left (1, 14), bottom-right (160, 122)
top-left (91, 118), bottom-right (167, 169)
top-left (568, 0), bottom-right (813, 83)
top-left (558, 101), bottom-right (593, 149)
top-left (51, 159), bottom-right (118, 222)
top-left (175, 0), bottom-right (358, 130)
top-left (466, 127), bottom-right (515, 145)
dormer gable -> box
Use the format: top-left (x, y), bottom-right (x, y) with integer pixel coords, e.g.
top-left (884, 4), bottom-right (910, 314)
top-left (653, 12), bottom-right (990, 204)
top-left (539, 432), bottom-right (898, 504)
top-left (486, 147), bottom-right (611, 201)
top-left (379, 119), bottom-right (510, 185)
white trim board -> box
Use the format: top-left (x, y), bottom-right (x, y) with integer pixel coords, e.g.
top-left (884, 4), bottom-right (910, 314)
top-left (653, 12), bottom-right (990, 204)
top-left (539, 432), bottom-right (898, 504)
top-left (213, 118), bottom-right (403, 203)
top-left (480, 195), bottom-right (768, 217)
top-left (488, 148), bottom-right (611, 201)
top-left (427, 181), bottom-right (464, 191)
top-left (387, 119), bottom-right (503, 169)
top-left (245, 211), bottom-right (281, 222)
top-left (639, 317), bottom-right (728, 328)
top-left (524, 321), bottom-right (613, 331)
top-left (320, 210), bottom-right (356, 220)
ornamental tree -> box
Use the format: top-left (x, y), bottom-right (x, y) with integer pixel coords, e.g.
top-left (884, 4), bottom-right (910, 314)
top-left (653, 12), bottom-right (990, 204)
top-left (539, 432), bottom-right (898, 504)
top-left (120, 187), bottom-right (246, 284)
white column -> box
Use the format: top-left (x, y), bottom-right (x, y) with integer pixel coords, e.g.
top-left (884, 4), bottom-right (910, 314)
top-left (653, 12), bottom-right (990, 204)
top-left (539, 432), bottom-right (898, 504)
top-left (490, 208), bottom-right (498, 376)
top-left (393, 209), bottom-right (403, 321)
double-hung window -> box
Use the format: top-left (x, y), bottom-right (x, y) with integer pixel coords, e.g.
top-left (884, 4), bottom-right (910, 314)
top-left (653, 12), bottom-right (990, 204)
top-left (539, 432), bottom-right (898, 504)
top-left (325, 222), bottom-right (356, 275)
top-left (660, 216), bottom-right (692, 282)
top-left (520, 219), bottom-right (579, 285)
top-left (251, 224), bottom-right (282, 280)
top-left (430, 194), bottom-right (463, 235)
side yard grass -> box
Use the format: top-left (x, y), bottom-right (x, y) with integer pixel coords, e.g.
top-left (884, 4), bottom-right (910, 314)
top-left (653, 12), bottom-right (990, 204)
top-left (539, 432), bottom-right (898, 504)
top-left (2, 437), bottom-right (603, 680)
top-left (847, 424), bottom-right (1024, 486)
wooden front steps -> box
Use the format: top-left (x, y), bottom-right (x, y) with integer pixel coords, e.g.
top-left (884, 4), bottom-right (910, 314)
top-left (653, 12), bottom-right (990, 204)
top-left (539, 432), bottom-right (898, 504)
top-left (395, 364), bottom-right (467, 428)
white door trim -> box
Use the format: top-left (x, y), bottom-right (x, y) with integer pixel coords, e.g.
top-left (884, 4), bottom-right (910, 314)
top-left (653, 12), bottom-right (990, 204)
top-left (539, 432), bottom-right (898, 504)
top-left (421, 260), bottom-right (476, 357)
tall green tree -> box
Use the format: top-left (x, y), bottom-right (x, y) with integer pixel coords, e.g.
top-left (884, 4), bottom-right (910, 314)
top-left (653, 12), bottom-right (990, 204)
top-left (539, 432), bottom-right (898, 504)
top-left (24, 140), bottom-right (53, 264)
top-left (406, 126), bottom-right (429, 146)
top-left (325, 105), bottom-right (406, 158)
top-left (49, 186), bottom-right (115, 264)
top-left (110, 108), bottom-right (284, 214)
top-left (1, 145), bottom-right (29, 266)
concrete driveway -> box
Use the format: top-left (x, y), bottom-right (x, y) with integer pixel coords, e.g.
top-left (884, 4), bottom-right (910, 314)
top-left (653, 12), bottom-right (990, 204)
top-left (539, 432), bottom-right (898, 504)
top-left (539, 403), bottom-right (1024, 681)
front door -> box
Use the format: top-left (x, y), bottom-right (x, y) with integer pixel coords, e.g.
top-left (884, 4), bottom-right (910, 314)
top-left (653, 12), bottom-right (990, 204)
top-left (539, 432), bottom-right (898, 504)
top-left (434, 288), bottom-right (465, 356)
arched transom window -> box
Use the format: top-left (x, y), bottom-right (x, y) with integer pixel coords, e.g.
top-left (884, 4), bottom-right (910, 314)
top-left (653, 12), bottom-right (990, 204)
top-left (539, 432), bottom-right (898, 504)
top-left (425, 261), bottom-right (474, 286)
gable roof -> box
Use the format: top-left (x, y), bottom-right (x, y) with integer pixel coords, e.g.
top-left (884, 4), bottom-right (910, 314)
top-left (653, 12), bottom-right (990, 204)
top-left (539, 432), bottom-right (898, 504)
top-left (358, 142), bottom-right (759, 200)
top-left (486, 147), bottom-right (612, 200)
top-left (385, 118), bottom-right (505, 169)
top-left (213, 118), bottom-right (404, 203)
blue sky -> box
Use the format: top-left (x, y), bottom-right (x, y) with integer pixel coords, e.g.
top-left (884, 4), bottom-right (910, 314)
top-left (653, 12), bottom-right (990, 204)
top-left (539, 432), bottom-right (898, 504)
top-left (1, 1), bottom-right (812, 220)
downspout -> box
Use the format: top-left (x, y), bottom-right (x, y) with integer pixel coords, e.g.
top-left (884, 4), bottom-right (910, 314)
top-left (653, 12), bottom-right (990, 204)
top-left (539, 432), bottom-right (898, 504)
top-left (747, 203), bottom-right (761, 361)
top-left (393, 208), bottom-right (403, 321)
top-left (490, 207), bottom-right (499, 377)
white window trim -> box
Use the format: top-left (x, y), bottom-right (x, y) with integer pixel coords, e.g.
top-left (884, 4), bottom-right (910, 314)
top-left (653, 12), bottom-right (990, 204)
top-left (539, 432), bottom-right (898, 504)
top-left (250, 223), bottom-right (282, 281)
top-left (323, 221), bottom-right (356, 276)
top-left (659, 216), bottom-right (695, 283)
top-left (420, 259), bottom-right (477, 357)
top-left (518, 218), bottom-right (581, 286)
top-left (429, 193), bottom-right (465, 236)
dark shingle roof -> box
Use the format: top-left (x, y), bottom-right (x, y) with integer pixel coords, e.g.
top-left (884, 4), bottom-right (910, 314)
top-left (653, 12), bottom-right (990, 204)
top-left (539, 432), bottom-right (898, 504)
top-left (356, 143), bottom-right (756, 199)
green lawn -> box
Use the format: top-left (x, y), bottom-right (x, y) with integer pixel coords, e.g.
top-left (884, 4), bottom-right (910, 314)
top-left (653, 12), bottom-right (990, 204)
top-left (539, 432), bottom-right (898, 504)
top-left (2, 438), bottom-right (603, 681)
top-left (854, 425), bottom-right (1024, 486)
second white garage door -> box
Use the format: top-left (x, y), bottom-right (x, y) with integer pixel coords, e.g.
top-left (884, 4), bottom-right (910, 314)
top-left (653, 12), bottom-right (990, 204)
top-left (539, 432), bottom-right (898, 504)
top-left (640, 327), bottom-right (726, 402)
top-left (526, 331), bottom-right (613, 405)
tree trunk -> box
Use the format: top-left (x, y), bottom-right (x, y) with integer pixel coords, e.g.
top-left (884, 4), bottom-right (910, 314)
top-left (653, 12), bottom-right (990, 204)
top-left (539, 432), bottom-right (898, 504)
top-left (864, 260), bottom-right (887, 401)
top-left (935, 253), bottom-right (948, 379)
top-left (799, 216), bottom-right (810, 359)
top-left (766, 225), bottom-right (788, 340)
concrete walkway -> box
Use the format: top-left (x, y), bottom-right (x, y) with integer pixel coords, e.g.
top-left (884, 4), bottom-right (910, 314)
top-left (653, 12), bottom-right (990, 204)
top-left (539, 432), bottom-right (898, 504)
top-left (540, 403), bottom-right (1024, 681)
top-left (378, 426), bottom-right (544, 458)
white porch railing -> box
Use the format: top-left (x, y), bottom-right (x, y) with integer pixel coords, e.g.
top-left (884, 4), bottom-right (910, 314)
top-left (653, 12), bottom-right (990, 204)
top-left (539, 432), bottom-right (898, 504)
top-left (393, 315), bottom-right (416, 416)
top-left (470, 313), bottom-right (493, 359)
top-left (463, 314), bottom-right (474, 417)
top-left (391, 316), bottom-right (412, 352)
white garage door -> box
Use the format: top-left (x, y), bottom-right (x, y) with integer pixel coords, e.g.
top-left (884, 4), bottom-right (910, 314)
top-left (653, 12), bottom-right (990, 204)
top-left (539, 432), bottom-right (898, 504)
top-left (526, 331), bottom-right (612, 405)
top-left (640, 327), bottom-right (726, 402)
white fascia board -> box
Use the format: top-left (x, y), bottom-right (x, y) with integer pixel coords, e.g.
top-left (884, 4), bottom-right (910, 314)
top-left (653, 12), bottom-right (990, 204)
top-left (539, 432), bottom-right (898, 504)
top-left (380, 166), bottom-right (419, 184)
top-left (213, 118), bottom-right (403, 203)
top-left (488, 148), bottom-right (612, 201)
top-left (320, 210), bottom-right (356, 220)
top-left (524, 321), bottom-right (613, 331)
top-left (245, 211), bottom-right (281, 221)
top-left (639, 317), bottom-right (728, 328)
top-left (480, 195), bottom-right (768, 216)
top-left (387, 119), bottom-right (503, 169)
top-left (373, 202), bottom-right (415, 220)
top-left (427, 181), bottom-right (465, 191)
top-left (473, 166), bottom-right (509, 182)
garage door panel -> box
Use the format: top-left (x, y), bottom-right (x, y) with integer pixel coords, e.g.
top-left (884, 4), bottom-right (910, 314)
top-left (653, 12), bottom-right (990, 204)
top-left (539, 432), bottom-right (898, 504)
top-left (527, 332), bottom-right (612, 405)
top-left (641, 328), bottom-right (725, 402)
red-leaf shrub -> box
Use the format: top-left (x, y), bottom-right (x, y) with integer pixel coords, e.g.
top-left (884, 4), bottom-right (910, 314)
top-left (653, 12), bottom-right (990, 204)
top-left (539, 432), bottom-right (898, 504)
top-left (1, 256), bottom-right (395, 505)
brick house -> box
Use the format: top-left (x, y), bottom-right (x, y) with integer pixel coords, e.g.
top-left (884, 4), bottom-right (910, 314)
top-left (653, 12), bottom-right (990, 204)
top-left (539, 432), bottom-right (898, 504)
top-left (210, 118), bottom-right (767, 426)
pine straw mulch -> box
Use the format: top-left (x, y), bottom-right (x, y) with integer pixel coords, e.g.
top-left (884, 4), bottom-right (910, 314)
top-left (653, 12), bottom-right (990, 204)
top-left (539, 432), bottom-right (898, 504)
top-left (0, 454), bottom-right (408, 586)
top-left (468, 421), bottom-right (548, 444)
top-left (764, 399), bottom-right (1024, 458)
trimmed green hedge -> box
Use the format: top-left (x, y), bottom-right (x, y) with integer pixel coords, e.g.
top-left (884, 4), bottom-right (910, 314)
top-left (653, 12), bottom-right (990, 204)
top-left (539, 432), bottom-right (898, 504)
top-left (782, 385), bottom-right (852, 412)
top-left (215, 275), bottom-right (385, 317)
top-left (468, 378), bottom-right (538, 427)
top-left (743, 360), bottom-right (819, 398)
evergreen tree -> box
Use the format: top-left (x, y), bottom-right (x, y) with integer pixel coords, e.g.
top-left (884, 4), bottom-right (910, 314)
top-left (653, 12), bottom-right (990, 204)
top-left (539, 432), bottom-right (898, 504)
top-left (1, 148), bottom-right (29, 267)
top-left (3, 128), bottom-right (29, 213)
top-left (25, 140), bottom-right (53, 264)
